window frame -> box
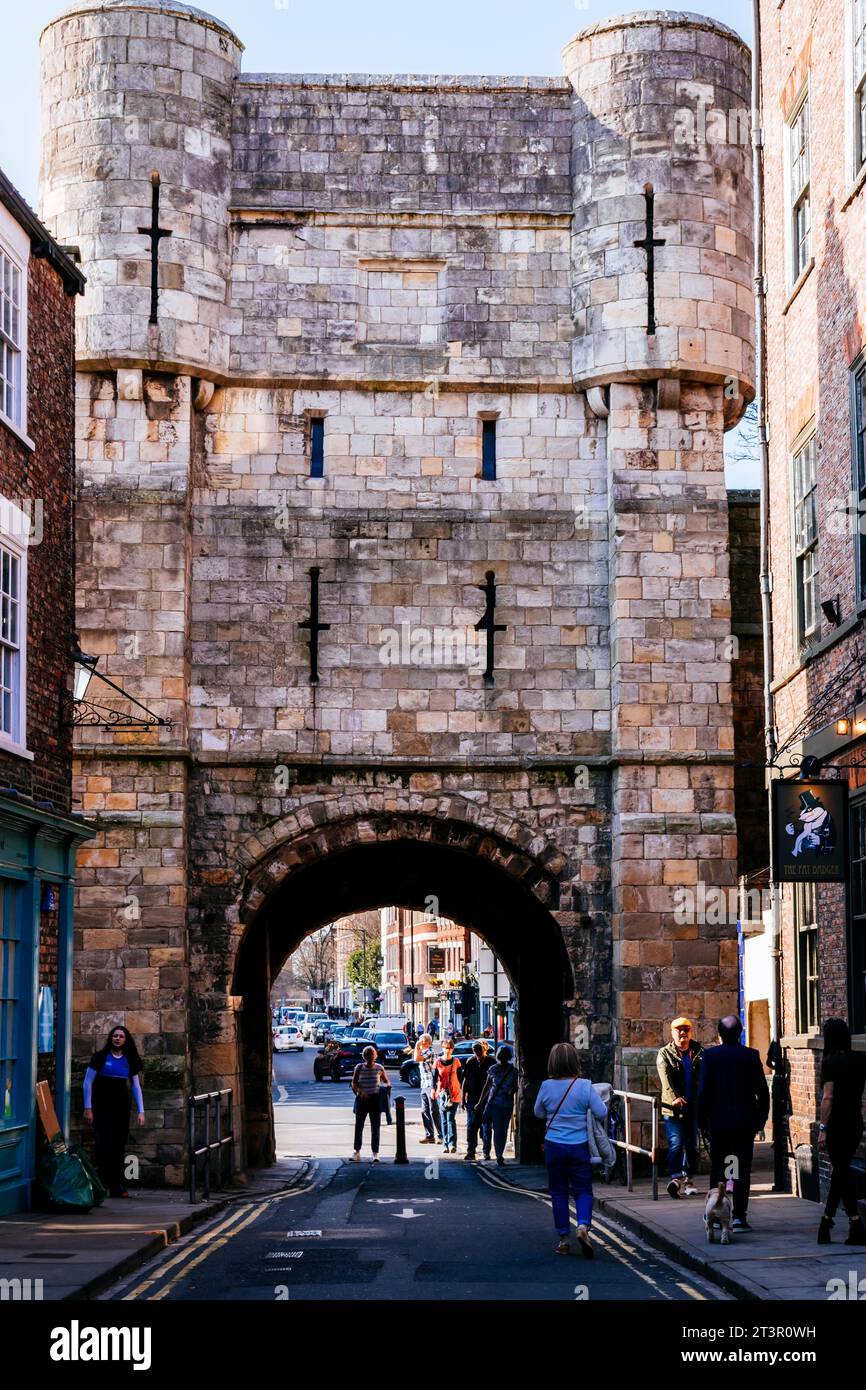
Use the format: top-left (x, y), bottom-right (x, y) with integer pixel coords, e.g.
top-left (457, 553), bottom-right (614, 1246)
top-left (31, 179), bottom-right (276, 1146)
top-left (850, 795), bottom-right (866, 1035)
top-left (0, 207), bottom-right (29, 443)
top-left (786, 86), bottom-right (812, 285)
top-left (791, 431), bottom-right (820, 647)
top-left (308, 413), bottom-right (325, 479)
top-left (852, 0), bottom-right (866, 176)
top-left (0, 498), bottom-right (30, 762)
top-left (793, 881), bottom-right (821, 1035)
top-left (480, 416), bottom-right (498, 481)
top-left (850, 356), bottom-right (866, 607)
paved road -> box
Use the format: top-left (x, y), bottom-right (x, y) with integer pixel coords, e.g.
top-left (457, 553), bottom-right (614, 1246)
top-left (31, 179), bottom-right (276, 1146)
top-left (102, 1046), bottom-right (726, 1302)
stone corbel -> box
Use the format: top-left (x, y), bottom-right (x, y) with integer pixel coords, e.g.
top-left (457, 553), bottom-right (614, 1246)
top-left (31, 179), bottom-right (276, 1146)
top-left (585, 385), bottom-right (609, 418)
top-left (193, 378), bottom-right (215, 412)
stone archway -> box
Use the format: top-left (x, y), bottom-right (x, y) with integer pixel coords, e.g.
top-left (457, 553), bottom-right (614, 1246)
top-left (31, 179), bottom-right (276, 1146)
top-left (228, 812), bottom-right (575, 1166)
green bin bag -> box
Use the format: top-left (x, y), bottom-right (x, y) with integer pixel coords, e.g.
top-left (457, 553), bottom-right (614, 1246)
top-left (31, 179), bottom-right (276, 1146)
top-left (35, 1144), bottom-right (101, 1213)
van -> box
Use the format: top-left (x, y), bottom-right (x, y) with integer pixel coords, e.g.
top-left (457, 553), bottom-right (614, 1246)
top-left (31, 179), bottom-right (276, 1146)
top-left (363, 1014), bottom-right (409, 1034)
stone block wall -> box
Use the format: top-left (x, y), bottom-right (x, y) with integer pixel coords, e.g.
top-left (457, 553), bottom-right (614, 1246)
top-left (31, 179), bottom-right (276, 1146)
top-left (38, 1), bottom-right (759, 1178)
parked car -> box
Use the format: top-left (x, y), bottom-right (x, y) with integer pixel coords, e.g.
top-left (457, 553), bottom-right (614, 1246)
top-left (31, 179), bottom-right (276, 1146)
top-left (273, 1025), bottom-right (304, 1053)
top-left (313, 1019), bottom-right (346, 1044)
top-left (313, 1039), bottom-right (369, 1082)
top-left (346, 1025), bottom-right (374, 1039)
top-left (399, 1038), bottom-right (513, 1086)
top-left (302, 1013), bottom-right (330, 1040)
top-left (366, 1031), bottom-right (412, 1064)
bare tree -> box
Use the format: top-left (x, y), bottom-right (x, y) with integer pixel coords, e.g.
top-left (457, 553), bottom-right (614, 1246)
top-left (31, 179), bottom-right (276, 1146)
top-left (291, 926), bottom-right (335, 997)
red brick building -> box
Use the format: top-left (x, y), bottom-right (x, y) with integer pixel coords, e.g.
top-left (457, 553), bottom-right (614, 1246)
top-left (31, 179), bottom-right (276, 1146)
top-left (0, 169), bottom-right (91, 1213)
top-left (759, 0), bottom-right (866, 1199)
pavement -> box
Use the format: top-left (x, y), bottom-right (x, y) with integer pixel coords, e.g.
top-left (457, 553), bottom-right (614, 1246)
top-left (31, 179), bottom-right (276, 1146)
top-left (496, 1143), bottom-right (866, 1302)
top-left (0, 1161), bottom-right (309, 1301)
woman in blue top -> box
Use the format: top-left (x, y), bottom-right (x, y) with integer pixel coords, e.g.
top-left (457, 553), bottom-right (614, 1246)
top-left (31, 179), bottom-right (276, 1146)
top-left (83, 1026), bottom-right (145, 1197)
top-left (534, 1042), bottom-right (607, 1257)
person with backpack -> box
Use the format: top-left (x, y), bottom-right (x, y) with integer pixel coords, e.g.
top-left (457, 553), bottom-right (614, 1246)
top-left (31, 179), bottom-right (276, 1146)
top-left (432, 1038), bottom-right (463, 1153)
top-left (82, 1025), bottom-right (145, 1198)
top-left (477, 1045), bottom-right (519, 1165)
top-left (534, 1042), bottom-right (608, 1257)
top-left (817, 1017), bottom-right (866, 1246)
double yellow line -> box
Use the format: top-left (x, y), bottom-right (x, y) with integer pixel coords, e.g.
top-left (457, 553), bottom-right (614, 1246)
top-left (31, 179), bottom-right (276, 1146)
top-left (474, 1163), bottom-right (708, 1301)
top-left (123, 1169), bottom-right (319, 1301)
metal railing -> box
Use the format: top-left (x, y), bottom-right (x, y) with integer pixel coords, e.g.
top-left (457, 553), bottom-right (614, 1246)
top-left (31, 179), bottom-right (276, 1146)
top-left (188, 1089), bottom-right (233, 1203)
top-left (612, 1088), bottom-right (660, 1200)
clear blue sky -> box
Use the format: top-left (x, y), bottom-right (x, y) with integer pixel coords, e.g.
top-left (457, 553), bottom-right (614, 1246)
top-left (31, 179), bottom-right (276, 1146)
top-left (2, 0), bottom-right (757, 482)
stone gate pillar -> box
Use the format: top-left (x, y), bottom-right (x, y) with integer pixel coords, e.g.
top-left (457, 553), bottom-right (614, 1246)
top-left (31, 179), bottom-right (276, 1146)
top-left (564, 12), bottom-right (755, 1094)
top-left (40, 0), bottom-right (242, 1182)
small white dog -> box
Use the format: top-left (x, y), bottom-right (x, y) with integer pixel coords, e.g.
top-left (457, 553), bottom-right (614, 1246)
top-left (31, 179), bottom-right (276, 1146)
top-left (704, 1181), bottom-right (733, 1245)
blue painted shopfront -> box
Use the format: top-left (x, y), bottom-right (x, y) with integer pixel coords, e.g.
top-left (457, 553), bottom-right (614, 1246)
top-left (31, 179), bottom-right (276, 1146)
top-left (0, 797), bottom-right (92, 1215)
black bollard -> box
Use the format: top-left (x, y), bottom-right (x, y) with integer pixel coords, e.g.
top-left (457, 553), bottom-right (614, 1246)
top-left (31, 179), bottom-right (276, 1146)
top-left (394, 1095), bottom-right (409, 1164)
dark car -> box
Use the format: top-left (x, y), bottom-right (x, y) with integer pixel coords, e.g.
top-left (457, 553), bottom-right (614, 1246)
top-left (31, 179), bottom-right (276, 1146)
top-left (313, 1039), bottom-right (370, 1082)
top-left (365, 1031), bottom-right (412, 1064)
top-left (399, 1038), bottom-right (512, 1087)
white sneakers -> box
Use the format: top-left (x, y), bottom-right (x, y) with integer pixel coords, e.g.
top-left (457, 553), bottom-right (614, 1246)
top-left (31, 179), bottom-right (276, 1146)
top-left (350, 1152), bottom-right (361, 1162)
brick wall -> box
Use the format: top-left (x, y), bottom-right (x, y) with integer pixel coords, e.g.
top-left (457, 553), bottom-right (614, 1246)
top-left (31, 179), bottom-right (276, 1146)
top-left (760, 0), bottom-right (866, 1196)
top-left (0, 252), bottom-right (76, 808)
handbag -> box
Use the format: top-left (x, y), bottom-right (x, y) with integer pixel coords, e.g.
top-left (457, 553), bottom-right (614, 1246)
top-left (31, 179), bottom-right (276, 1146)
top-left (541, 1077), bottom-right (578, 1156)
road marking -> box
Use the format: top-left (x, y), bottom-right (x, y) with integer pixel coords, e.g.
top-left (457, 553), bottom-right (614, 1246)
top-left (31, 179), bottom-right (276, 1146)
top-left (472, 1164), bottom-right (685, 1301)
top-left (367, 1197), bottom-right (440, 1204)
top-left (391, 1207), bottom-right (424, 1219)
top-left (121, 1170), bottom-right (320, 1301)
top-left (266, 1251), bottom-right (305, 1259)
top-left (286, 1230), bottom-right (321, 1237)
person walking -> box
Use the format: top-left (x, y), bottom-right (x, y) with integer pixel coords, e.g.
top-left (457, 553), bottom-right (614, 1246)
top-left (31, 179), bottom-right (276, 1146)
top-left (534, 1042), bottom-right (609, 1257)
top-left (82, 1025), bottom-right (145, 1198)
top-left (698, 1016), bottom-right (769, 1232)
top-left (657, 1016), bottom-right (703, 1199)
top-left (477, 1045), bottom-right (519, 1166)
top-left (816, 1017), bottom-right (866, 1245)
top-left (433, 1039), bottom-right (463, 1153)
top-left (461, 1040), bottom-right (495, 1160)
top-left (350, 1045), bottom-right (390, 1162)
top-left (414, 1033), bottom-right (442, 1145)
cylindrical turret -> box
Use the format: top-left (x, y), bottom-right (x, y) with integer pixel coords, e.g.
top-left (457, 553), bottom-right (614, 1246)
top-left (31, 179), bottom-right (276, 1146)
top-left (564, 11), bottom-right (754, 419)
top-left (39, 0), bottom-right (242, 374)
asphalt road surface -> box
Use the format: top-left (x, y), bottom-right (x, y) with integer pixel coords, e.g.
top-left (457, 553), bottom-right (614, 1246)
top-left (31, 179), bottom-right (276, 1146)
top-left (102, 1047), bottom-right (726, 1302)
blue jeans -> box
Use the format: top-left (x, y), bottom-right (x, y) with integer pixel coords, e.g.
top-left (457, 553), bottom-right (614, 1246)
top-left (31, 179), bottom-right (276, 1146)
top-left (545, 1139), bottom-right (593, 1235)
top-left (665, 1112), bottom-right (698, 1180)
top-left (440, 1100), bottom-right (458, 1149)
top-left (487, 1103), bottom-right (511, 1162)
top-left (465, 1102), bottom-right (491, 1158)
top-left (420, 1088), bottom-right (441, 1139)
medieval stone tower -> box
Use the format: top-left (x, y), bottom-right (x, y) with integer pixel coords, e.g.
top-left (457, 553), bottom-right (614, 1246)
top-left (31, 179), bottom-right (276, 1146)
top-left (40, 1), bottom-right (754, 1177)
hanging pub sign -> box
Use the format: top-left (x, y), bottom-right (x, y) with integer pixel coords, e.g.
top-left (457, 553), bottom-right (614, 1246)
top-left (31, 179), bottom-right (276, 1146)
top-left (771, 778), bottom-right (849, 883)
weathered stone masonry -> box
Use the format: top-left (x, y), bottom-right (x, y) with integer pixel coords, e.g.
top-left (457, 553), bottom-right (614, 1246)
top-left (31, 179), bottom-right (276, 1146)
top-left (40, 1), bottom-right (756, 1177)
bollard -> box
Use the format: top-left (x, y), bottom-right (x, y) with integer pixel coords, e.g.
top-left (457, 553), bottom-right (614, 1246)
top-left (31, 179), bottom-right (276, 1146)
top-left (394, 1095), bottom-right (409, 1164)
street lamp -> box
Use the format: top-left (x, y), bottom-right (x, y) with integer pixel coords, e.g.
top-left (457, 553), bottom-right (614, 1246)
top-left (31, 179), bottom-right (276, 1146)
top-left (69, 645), bottom-right (172, 730)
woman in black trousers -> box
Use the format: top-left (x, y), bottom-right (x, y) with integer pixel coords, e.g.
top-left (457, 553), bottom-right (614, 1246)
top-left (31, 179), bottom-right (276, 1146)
top-left (83, 1026), bottom-right (145, 1197)
top-left (817, 1018), bottom-right (866, 1244)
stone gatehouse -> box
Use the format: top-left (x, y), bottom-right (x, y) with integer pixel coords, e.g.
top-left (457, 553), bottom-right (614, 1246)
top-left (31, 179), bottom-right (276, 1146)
top-left (39, 0), bottom-right (757, 1177)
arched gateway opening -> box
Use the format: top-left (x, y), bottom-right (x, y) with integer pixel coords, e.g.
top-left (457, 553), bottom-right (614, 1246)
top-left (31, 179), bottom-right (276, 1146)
top-left (232, 815), bottom-right (574, 1166)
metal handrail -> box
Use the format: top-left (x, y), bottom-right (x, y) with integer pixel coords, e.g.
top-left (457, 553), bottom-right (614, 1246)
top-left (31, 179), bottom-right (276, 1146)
top-left (188, 1089), bottom-right (233, 1203)
top-left (612, 1088), bottom-right (660, 1200)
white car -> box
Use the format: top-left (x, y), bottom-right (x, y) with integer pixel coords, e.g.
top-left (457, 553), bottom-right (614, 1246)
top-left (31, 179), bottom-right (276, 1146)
top-left (273, 1025), bottom-right (304, 1053)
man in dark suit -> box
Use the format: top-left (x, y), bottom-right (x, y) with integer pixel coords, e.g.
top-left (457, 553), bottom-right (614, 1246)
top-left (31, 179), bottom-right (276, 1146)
top-left (698, 1015), bottom-right (770, 1231)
